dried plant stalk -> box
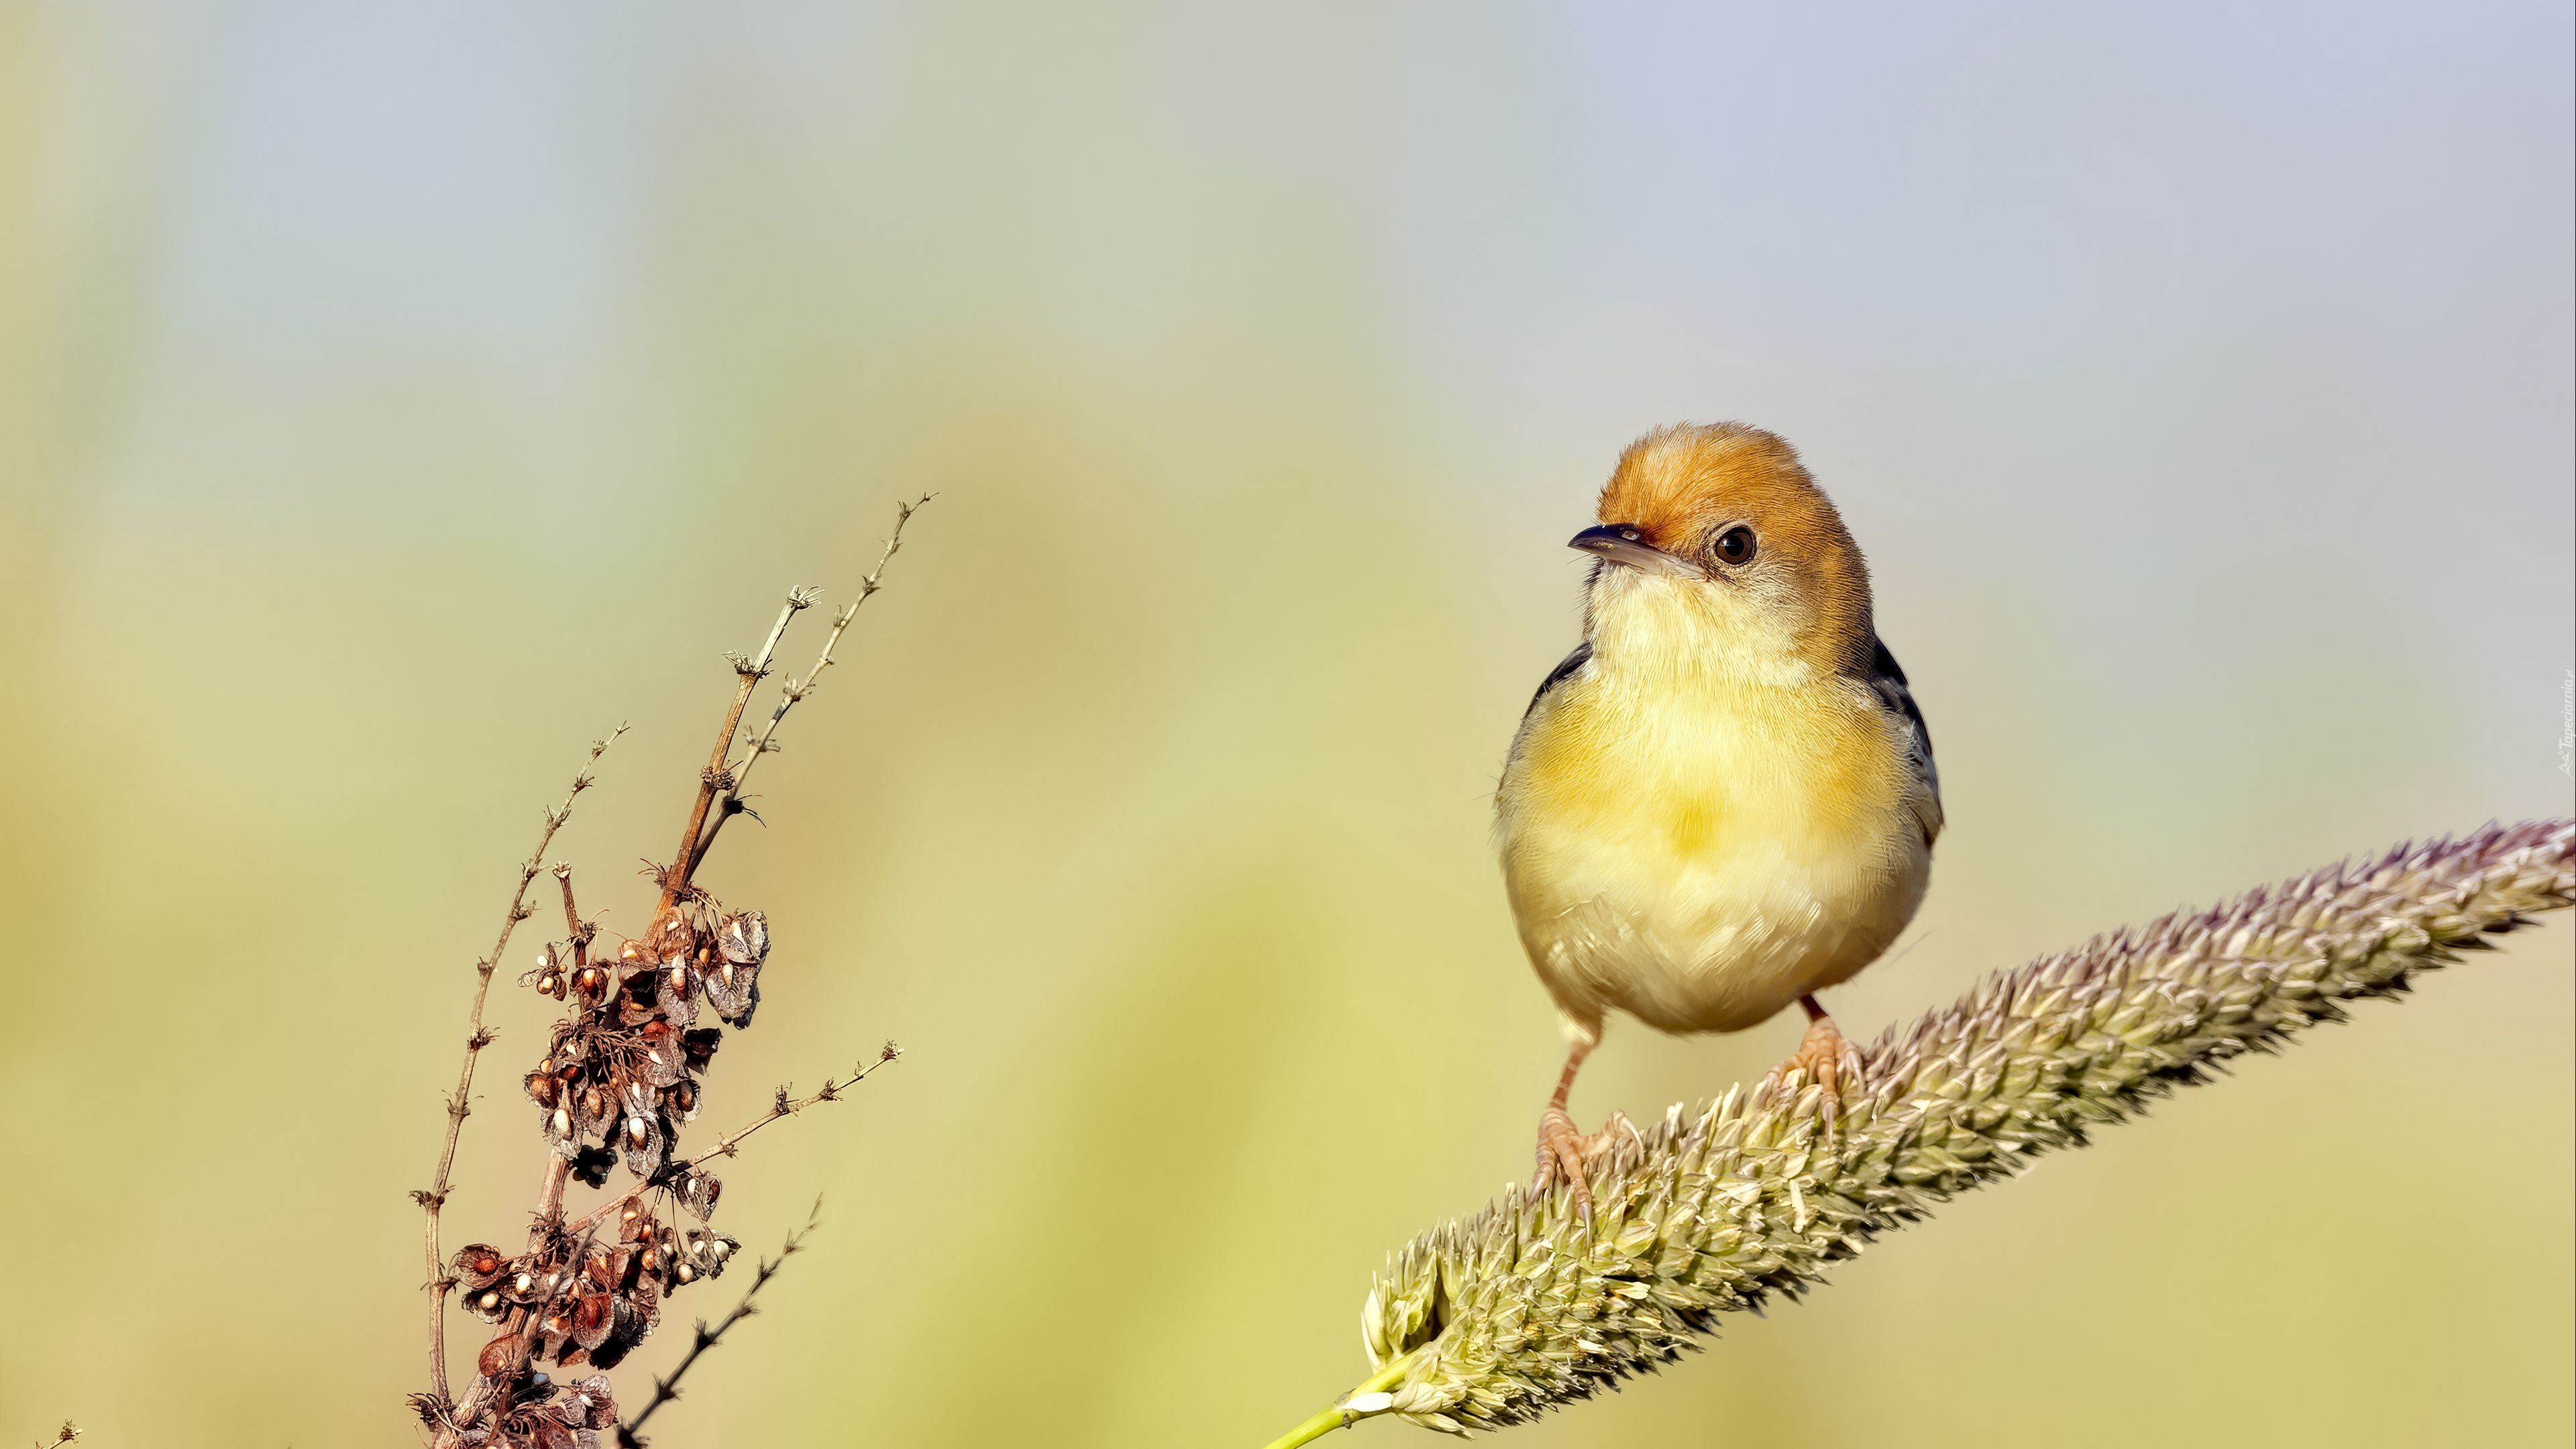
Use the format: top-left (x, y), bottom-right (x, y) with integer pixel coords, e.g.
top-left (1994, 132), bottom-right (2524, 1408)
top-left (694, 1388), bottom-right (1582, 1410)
top-left (411, 498), bottom-right (930, 1449)
top-left (1265, 818), bottom-right (2573, 1445)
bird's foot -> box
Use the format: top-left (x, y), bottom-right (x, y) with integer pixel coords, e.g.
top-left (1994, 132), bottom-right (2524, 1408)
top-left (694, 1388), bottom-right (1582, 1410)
top-left (1534, 1105), bottom-right (1638, 1223)
top-left (1783, 1010), bottom-right (1862, 1137)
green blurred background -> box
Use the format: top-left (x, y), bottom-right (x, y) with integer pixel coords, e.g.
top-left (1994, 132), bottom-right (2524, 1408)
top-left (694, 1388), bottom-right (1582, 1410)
top-left (3, 4), bottom-right (2571, 1446)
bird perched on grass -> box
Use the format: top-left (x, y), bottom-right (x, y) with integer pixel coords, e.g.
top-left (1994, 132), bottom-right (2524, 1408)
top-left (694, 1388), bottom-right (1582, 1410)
top-left (1496, 422), bottom-right (1942, 1216)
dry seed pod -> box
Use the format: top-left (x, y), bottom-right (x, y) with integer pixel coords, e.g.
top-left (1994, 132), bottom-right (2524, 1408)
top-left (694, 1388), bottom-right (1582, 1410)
top-left (619, 971), bottom-right (659, 1021)
top-left (680, 1027), bottom-right (721, 1071)
top-left (701, 956), bottom-right (757, 1024)
top-left (663, 1077), bottom-right (701, 1124)
top-left (629, 1265), bottom-right (663, 1324)
top-left (537, 1305), bottom-right (576, 1359)
top-left (655, 957), bottom-right (699, 1026)
top-left (573, 1083), bottom-right (615, 1135)
top-left (502, 1263), bottom-right (546, 1304)
top-left (542, 1104), bottom-right (577, 1157)
top-left (718, 911), bottom-right (768, 965)
top-left (562, 1374), bottom-right (617, 1430)
top-left (523, 1069), bottom-right (562, 1111)
top-left (476, 1332), bottom-right (529, 1381)
top-left (521, 943), bottom-right (559, 992)
top-left (679, 1228), bottom-right (733, 1280)
top-left (617, 1112), bottom-right (665, 1176)
top-left (569, 1144), bottom-right (615, 1189)
top-left (464, 1283), bottom-right (510, 1323)
top-left (723, 976), bottom-right (759, 1028)
top-left (639, 1048), bottom-right (684, 1091)
top-left (647, 913), bottom-right (696, 962)
top-left (570, 965), bottom-right (611, 1010)
top-left (544, 1037), bottom-right (587, 1081)
top-left (571, 1289), bottom-right (614, 1352)
top-left (620, 1075), bottom-right (655, 1117)
top-left (587, 1298), bottom-right (645, 1371)
top-left (453, 1244), bottom-right (508, 1293)
top-left (635, 1020), bottom-right (686, 1087)
top-left (678, 1168), bottom-right (721, 1221)
top-left (533, 943), bottom-right (567, 1000)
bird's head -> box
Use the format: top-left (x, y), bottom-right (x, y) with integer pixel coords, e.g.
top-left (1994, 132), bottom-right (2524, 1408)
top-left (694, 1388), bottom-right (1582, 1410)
top-left (1573, 423), bottom-right (1874, 681)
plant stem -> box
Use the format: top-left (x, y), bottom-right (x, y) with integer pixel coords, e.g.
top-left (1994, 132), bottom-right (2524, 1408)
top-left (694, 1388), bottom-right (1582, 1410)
top-left (417, 729), bottom-right (621, 1405)
top-left (655, 591), bottom-right (814, 926)
top-left (1257, 1354), bottom-right (1417, 1449)
top-left (689, 495), bottom-right (930, 876)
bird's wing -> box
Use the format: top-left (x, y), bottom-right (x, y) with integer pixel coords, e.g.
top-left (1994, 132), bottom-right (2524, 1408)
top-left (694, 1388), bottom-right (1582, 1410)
top-left (1523, 641), bottom-right (1593, 721)
top-left (1868, 635), bottom-right (1943, 845)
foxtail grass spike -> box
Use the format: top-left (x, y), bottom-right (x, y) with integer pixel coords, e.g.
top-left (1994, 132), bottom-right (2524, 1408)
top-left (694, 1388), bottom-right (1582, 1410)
top-left (1294, 820), bottom-right (2571, 1441)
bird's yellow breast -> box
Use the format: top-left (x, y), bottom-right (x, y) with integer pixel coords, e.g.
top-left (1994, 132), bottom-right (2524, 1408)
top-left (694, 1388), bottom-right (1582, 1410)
top-left (1515, 665), bottom-right (1897, 869)
top-left (1497, 647), bottom-right (1929, 1038)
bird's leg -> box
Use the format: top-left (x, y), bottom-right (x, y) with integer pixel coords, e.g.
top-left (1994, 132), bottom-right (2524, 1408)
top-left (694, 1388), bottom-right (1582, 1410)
top-left (1786, 993), bottom-right (1860, 1134)
top-left (1534, 1037), bottom-right (1593, 1205)
top-left (1533, 1036), bottom-right (1633, 1222)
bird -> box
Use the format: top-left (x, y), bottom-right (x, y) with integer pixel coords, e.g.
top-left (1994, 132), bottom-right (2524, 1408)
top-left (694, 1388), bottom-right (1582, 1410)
top-left (1495, 421), bottom-right (1943, 1217)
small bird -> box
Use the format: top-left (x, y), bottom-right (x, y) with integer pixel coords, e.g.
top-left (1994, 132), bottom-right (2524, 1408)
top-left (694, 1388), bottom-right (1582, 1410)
top-left (1496, 422), bottom-right (1943, 1216)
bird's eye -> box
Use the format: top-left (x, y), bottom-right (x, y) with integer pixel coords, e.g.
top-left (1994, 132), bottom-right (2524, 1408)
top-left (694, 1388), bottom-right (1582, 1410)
top-left (1713, 526), bottom-right (1758, 566)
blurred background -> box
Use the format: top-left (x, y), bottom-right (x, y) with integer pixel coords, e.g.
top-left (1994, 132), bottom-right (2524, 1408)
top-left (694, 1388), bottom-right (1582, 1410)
top-left (3, 3), bottom-right (2571, 1446)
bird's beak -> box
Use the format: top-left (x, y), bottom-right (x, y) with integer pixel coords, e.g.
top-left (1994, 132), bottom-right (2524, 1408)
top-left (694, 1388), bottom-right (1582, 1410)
top-left (1570, 523), bottom-right (1700, 578)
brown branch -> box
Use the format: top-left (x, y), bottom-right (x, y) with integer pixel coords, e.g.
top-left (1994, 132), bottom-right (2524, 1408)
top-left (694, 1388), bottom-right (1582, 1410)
top-left (414, 727), bottom-right (625, 1407)
top-left (554, 863), bottom-right (594, 962)
top-left (36, 1423), bottom-right (78, 1448)
top-left (616, 1197), bottom-right (827, 1448)
top-left (689, 495), bottom-right (932, 876)
top-left (533, 1153), bottom-right (576, 1232)
top-left (568, 1044), bottom-right (902, 1238)
top-left (653, 590), bottom-right (820, 928)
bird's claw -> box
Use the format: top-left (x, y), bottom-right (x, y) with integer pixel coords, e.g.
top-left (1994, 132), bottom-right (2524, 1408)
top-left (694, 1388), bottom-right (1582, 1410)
top-left (1785, 1014), bottom-right (1862, 1138)
top-left (1534, 1106), bottom-right (1638, 1223)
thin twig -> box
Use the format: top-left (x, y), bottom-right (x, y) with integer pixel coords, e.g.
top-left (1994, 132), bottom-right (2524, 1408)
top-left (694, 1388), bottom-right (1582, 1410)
top-left (415, 727), bottom-right (625, 1405)
top-left (568, 1045), bottom-right (901, 1237)
top-left (616, 1197), bottom-right (828, 1448)
top-left (690, 495), bottom-right (932, 875)
top-left (654, 590), bottom-right (820, 927)
top-left (36, 1424), bottom-right (78, 1449)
